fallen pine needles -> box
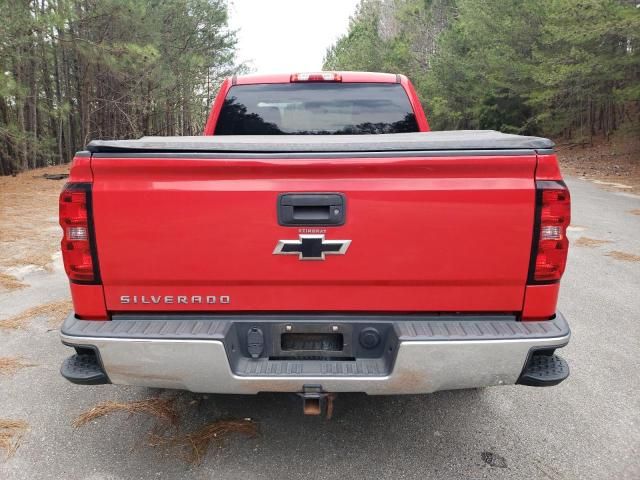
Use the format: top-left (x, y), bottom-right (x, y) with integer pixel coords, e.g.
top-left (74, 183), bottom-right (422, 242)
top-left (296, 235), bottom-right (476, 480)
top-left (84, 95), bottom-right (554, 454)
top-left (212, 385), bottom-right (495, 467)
top-left (0, 299), bottom-right (72, 330)
top-left (45, 299), bottom-right (74, 328)
top-left (0, 273), bottom-right (26, 292)
top-left (0, 357), bottom-right (35, 376)
top-left (606, 250), bottom-right (640, 262)
top-left (149, 418), bottom-right (257, 464)
top-left (0, 419), bottom-right (29, 458)
top-left (73, 397), bottom-right (179, 428)
top-left (574, 237), bottom-right (611, 248)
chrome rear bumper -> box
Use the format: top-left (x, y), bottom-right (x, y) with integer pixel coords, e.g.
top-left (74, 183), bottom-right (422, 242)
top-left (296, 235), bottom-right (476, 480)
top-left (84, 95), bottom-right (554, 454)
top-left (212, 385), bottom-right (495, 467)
top-left (60, 313), bottom-right (570, 395)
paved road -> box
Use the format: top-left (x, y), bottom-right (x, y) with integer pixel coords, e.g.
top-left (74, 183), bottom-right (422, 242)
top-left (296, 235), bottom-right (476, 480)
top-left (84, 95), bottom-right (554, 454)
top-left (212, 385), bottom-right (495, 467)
top-left (1, 177), bottom-right (638, 479)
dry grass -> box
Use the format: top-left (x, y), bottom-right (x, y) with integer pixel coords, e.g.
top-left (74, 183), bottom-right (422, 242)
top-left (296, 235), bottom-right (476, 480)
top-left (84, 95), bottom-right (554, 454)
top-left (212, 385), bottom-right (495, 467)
top-left (0, 419), bottom-right (29, 458)
top-left (606, 251), bottom-right (640, 262)
top-left (74, 398), bottom-right (180, 428)
top-left (0, 164), bottom-right (69, 271)
top-left (574, 237), bottom-right (612, 248)
top-left (0, 357), bottom-right (35, 376)
top-left (0, 273), bottom-right (26, 291)
top-left (0, 299), bottom-right (72, 330)
top-left (149, 419), bottom-right (257, 464)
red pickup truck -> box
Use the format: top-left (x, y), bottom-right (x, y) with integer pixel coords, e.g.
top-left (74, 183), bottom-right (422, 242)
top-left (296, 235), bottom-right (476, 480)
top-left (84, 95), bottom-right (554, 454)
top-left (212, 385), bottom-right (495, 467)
top-left (59, 72), bottom-right (570, 415)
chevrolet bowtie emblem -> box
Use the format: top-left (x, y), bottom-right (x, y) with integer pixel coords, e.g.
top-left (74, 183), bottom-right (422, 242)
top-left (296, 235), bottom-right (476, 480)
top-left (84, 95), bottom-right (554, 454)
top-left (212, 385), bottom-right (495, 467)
top-left (273, 235), bottom-right (351, 261)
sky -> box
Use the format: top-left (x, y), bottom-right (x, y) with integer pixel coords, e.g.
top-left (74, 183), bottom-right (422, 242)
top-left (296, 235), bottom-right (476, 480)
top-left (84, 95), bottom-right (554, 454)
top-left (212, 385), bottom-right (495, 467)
top-left (227, 0), bottom-right (360, 74)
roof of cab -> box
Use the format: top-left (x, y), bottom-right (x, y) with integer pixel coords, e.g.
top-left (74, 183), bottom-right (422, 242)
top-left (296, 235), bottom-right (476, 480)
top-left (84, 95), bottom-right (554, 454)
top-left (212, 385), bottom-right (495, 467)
top-left (233, 71), bottom-right (400, 85)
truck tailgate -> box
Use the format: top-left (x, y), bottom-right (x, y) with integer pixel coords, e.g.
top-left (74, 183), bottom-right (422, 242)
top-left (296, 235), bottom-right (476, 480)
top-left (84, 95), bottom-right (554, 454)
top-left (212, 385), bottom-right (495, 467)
top-left (90, 153), bottom-right (536, 312)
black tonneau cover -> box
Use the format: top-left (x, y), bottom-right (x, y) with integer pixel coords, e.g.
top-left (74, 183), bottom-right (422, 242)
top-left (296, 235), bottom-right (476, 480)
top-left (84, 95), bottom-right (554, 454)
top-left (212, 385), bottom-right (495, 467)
top-left (87, 130), bottom-right (554, 154)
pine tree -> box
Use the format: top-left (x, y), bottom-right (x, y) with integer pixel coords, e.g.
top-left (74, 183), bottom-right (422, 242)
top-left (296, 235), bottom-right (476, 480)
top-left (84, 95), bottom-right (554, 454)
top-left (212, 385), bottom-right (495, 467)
top-left (0, 0), bottom-right (241, 175)
top-left (323, 0), bottom-right (640, 138)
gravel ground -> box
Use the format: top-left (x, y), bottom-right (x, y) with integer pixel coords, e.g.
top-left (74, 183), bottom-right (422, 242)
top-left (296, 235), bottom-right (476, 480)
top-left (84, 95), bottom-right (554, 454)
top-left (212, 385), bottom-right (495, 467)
top-left (0, 176), bottom-right (638, 479)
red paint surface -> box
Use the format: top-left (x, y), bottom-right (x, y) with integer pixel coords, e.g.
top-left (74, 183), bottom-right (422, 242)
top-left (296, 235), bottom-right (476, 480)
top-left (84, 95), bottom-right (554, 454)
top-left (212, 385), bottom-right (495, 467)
top-left (399, 74), bottom-right (429, 131)
top-left (522, 284), bottom-right (560, 320)
top-left (203, 77), bottom-right (232, 136)
top-left (68, 156), bottom-right (92, 182)
top-left (88, 154), bottom-right (538, 312)
top-left (535, 154), bottom-right (563, 180)
top-left (70, 283), bottom-right (107, 319)
top-left (234, 71), bottom-right (398, 85)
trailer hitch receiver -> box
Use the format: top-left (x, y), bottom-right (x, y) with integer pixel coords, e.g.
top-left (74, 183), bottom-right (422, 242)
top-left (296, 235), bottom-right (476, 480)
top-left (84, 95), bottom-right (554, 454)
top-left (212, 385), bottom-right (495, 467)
top-left (298, 385), bottom-right (336, 419)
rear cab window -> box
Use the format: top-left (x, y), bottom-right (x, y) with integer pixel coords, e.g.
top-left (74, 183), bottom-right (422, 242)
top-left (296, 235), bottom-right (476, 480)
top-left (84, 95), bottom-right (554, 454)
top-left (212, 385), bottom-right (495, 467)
top-left (214, 83), bottom-right (419, 135)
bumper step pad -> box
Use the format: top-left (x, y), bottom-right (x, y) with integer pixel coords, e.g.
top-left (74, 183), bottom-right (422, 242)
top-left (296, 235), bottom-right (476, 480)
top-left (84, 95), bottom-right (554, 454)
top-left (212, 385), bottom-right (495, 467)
top-left (519, 354), bottom-right (569, 387)
top-left (60, 354), bottom-right (110, 385)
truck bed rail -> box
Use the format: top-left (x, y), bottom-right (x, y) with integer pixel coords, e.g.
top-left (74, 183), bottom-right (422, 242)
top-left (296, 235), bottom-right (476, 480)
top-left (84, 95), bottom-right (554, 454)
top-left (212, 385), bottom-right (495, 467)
top-left (86, 130), bottom-right (554, 155)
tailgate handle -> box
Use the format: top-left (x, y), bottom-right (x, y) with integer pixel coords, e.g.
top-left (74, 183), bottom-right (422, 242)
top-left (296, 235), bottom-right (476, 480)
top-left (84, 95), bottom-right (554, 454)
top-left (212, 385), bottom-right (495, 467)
top-left (278, 193), bottom-right (345, 226)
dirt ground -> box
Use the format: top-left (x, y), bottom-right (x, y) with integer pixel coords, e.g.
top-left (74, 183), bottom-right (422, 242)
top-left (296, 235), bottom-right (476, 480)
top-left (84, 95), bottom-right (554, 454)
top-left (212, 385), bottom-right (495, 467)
top-left (557, 131), bottom-right (640, 191)
top-left (0, 165), bottom-right (70, 291)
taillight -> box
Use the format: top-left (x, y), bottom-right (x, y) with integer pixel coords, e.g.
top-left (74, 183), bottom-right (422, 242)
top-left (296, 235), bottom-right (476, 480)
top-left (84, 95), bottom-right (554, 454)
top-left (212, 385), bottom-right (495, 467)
top-left (529, 181), bottom-right (571, 283)
top-left (291, 72), bottom-right (342, 82)
top-left (59, 183), bottom-right (100, 283)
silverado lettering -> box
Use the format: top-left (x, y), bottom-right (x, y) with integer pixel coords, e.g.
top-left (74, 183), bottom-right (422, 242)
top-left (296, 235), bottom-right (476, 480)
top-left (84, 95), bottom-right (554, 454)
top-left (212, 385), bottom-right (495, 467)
top-left (59, 72), bottom-right (571, 416)
top-left (119, 295), bottom-right (230, 305)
